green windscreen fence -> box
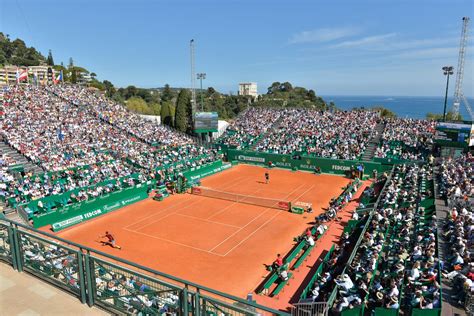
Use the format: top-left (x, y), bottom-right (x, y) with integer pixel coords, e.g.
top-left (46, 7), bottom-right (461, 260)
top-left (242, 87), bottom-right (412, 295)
top-left (32, 184), bottom-right (150, 230)
top-left (183, 160), bottom-right (232, 182)
top-left (227, 149), bottom-right (391, 176)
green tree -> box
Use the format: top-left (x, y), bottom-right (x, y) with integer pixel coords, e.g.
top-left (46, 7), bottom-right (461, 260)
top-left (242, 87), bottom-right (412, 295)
top-left (126, 97), bottom-right (150, 114)
top-left (267, 82), bottom-right (281, 94)
top-left (149, 102), bottom-right (161, 115)
top-left (161, 84), bottom-right (174, 102)
top-left (161, 101), bottom-right (174, 126)
top-left (103, 80), bottom-right (116, 98)
top-left (47, 49), bottom-right (54, 66)
top-left (71, 69), bottom-right (77, 83)
top-left (373, 107), bottom-right (396, 118)
top-left (426, 111), bottom-right (462, 121)
top-left (306, 89), bottom-right (317, 102)
top-left (174, 89), bottom-right (192, 132)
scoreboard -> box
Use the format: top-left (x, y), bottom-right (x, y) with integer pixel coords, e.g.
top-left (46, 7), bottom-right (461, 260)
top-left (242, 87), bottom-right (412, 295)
top-left (194, 112), bottom-right (218, 133)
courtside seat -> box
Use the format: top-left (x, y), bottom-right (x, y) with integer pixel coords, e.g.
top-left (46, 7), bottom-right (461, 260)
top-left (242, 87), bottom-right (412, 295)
top-left (285, 241), bottom-right (305, 264)
top-left (258, 272), bottom-right (279, 294)
top-left (293, 245), bottom-right (314, 269)
top-left (271, 272), bottom-right (293, 297)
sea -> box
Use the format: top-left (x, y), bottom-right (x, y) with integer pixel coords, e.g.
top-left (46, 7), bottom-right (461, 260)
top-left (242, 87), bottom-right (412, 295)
top-left (322, 95), bottom-right (474, 120)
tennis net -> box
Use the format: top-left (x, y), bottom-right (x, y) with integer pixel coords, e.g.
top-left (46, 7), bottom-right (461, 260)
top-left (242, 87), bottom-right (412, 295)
top-left (190, 186), bottom-right (291, 210)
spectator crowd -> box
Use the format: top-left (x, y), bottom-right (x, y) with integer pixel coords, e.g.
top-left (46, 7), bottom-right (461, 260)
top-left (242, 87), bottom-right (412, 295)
top-left (438, 154), bottom-right (473, 310)
top-left (1, 84), bottom-right (221, 211)
top-left (375, 118), bottom-right (436, 161)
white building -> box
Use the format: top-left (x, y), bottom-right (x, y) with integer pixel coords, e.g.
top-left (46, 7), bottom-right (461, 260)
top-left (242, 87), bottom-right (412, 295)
top-left (0, 65), bottom-right (52, 85)
top-left (238, 82), bottom-right (258, 98)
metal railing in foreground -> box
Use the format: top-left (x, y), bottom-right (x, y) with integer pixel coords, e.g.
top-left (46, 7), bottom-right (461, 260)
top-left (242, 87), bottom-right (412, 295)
top-left (0, 218), bottom-right (289, 315)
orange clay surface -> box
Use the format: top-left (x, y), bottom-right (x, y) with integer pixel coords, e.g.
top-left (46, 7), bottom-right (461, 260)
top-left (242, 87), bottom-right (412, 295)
top-left (50, 164), bottom-right (354, 308)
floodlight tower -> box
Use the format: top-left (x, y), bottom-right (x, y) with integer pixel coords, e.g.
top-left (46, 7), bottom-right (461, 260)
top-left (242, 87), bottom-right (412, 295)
top-left (451, 17), bottom-right (473, 120)
top-left (190, 39), bottom-right (197, 115)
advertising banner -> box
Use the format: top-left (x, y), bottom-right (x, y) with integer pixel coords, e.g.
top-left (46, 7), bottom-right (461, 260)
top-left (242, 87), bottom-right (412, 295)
top-left (227, 149), bottom-right (389, 176)
top-left (183, 161), bottom-right (232, 181)
top-left (33, 185), bottom-right (149, 230)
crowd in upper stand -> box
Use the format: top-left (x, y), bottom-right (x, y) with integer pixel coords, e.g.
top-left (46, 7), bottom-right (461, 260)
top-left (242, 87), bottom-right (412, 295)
top-left (255, 109), bottom-right (377, 160)
top-left (47, 85), bottom-right (193, 146)
top-left (0, 84), bottom-right (220, 209)
top-left (217, 107), bottom-right (283, 149)
top-left (375, 118), bottom-right (436, 161)
top-left (218, 108), bottom-right (436, 161)
top-left (438, 154), bottom-right (473, 308)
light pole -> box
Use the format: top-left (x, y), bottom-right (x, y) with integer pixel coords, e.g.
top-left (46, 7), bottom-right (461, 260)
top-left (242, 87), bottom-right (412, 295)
top-left (442, 66), bottom-right (453, 121)
top-left (197, 73), bottom-right (206, 111)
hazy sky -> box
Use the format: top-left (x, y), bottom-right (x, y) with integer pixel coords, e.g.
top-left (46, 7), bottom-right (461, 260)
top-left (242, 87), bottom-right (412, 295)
top-left (1, 0), bottom-right (473, 96)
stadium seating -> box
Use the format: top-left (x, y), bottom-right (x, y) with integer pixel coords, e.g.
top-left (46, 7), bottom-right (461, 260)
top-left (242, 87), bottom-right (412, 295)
top-left (374, 118), bottom-right (436, 161)
top-left (0, 84), bottom-right (221, 226)
top-left (437, 154), bottom-right (473, 312)
top-left (329, 163), bottom-right (442, 315)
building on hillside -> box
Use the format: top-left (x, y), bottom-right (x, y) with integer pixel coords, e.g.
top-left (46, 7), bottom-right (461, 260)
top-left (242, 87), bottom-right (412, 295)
top-left (78, 72), bottom-right (92, 85)
top-left (0, 65), bottom-right (51, 85)
top-left (238, 82), bottom-right (258, 98)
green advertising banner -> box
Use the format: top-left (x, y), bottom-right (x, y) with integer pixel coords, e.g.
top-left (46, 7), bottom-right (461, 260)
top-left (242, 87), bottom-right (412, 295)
top-left (227, 149), bottom-right (390, 176)
top-left (183, 160), bottom-right (232, 182)
top-left (33, 185), bottom-right (149, 230)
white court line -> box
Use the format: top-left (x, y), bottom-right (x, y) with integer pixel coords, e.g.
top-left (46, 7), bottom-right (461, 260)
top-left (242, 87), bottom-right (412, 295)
top-left (123, 227), bottom-right (226, 257)
top-left (174, 213), bottom-right (242, 229)
top-left (126, 197), bottom-right (203, 230)
top-left (133, 198), bottom-right (204, 231)
top-left (132, 175), bottom-right (250, 231)
top-left (124, 196), bottom-right (202, 229)
top-left (208, 182), bottom-right (306, 253)
top-left (219, 183), bottom-right (316, 257)
top-left (126, 175), bottom-right (247, 229)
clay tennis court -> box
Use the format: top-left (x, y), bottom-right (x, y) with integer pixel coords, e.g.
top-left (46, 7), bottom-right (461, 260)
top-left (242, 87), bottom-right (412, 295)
top-left (53, 164), bottom-right (352, 300)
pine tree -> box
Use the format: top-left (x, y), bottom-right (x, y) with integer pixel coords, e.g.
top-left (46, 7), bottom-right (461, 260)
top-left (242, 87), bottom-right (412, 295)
top-left (185, 94), bottom-right (194, 134)
top-left (161, 84), bottom-right (173, 102)
top-left (71, 69), bottom-right (77, 83)
top-left (68, 57), bottom-right (74, 68)
top-left (161, 101), bottom-right (173, 126)
top-left (47, 49), bottom-right (54, 66)
top-left (174, 89), bottom-right (191, 132)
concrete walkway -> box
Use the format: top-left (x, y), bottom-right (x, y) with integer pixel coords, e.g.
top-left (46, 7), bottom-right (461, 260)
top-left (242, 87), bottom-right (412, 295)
top-left (0, 262), bottom-right (108, 316)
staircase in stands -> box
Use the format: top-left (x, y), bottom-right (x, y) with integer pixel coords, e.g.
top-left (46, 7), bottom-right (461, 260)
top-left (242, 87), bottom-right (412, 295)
top-left (1, 141), bottom-right (43, 218)
top-left (250, 115), bottom-right (286, 151)
top-left (360, 122), bottom-right (385, 161)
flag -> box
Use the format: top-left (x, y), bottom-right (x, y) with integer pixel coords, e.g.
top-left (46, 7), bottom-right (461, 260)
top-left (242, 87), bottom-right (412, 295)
top-left (52, 69), bottom-right (63, 84)
top-left (33, 72), bottom-right (38, 86)
top-left (15, 68), bottom-right (20, 83)
top-left (18, 69), bottom-right (28, 83)
top-left (4, 71), bottom-right (8, 84)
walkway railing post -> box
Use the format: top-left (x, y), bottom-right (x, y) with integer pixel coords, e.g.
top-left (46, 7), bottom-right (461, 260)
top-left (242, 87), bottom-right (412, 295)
top-left (7, 225), bottom-right (18, 270)
top-left (195, 290), bottom-right (201, 316)
top-left (182, 287), bottom-right (189, 316)
top-left (11, 225), bottom-right (23, 272)
top-left (77, 250), bottom-right (87, 304)
top-left (83, 252), bottom-right (95, 307)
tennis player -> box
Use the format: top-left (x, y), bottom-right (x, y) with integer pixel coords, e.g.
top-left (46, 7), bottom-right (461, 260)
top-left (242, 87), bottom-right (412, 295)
top-left (265, 171), bottom-right (270, 184)
top-left (99, 231), bottom-right (122, 249)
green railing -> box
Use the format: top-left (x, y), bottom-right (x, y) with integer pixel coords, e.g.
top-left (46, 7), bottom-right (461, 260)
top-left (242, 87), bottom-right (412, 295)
top-left (0, 218), bottom-right (289, 315)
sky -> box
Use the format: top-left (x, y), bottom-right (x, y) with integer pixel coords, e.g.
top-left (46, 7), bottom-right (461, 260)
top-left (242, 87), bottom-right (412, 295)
top-left (1, 0), bottom-right (473, 96)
